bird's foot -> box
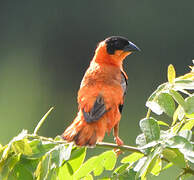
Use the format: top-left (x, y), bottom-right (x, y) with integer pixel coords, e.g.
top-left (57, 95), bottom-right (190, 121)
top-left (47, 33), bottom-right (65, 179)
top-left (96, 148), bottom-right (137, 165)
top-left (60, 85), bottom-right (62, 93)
top-left (114, 136), bottom-right (124, 146)
top-left (114, 148), bottom-right (123, 156)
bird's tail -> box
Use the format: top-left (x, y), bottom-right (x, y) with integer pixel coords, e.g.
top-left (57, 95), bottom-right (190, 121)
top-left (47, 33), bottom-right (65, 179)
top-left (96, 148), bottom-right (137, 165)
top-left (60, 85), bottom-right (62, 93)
top-left (62, 116), bottom-right (104, 146)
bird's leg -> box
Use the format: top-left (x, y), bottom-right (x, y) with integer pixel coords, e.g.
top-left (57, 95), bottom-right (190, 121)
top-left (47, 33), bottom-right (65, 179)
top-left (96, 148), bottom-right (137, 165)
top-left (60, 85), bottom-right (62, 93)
top-left (113, 123), bottom-right (124, 146)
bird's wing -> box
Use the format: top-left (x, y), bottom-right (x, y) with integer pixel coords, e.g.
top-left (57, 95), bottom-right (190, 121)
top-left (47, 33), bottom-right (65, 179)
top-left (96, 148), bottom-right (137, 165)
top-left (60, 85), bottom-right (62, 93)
top-left (119, 71), bottom-right (128, 113)
top-left (83, 95), bottom-right (109, 123)
top-left (121, 71), bottom-right (128, 95)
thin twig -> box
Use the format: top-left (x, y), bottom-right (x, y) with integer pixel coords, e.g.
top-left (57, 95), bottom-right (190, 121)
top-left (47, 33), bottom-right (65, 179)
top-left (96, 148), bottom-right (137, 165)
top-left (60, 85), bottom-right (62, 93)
top-left (33, 107), bottom-right (54, 135)
top-left (96, 142), bottom-right (143, 154)
top-left (28, 134), bottom-right (143, 153)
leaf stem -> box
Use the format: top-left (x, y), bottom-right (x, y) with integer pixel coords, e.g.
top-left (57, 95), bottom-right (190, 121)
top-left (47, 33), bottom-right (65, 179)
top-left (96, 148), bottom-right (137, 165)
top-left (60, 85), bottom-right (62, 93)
top-left (146, 108), bottom-right (151, 118)
top-left (33, 107), bottom-right (54, 135)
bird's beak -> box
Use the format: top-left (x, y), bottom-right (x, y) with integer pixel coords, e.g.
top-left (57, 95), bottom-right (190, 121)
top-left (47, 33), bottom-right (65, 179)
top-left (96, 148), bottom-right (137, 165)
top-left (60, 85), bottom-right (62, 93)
top-left (123, 41), bottom-right (141, 52)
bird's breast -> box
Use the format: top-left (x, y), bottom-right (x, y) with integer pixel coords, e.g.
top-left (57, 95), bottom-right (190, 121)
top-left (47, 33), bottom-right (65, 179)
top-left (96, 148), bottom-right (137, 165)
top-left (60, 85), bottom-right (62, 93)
top-left (78, 64), bottom-right (124, 110)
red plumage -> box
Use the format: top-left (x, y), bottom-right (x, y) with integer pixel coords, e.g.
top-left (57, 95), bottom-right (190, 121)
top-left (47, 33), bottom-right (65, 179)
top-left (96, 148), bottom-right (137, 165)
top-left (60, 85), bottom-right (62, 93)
top-left (62, 36), bottom-right (140, 146)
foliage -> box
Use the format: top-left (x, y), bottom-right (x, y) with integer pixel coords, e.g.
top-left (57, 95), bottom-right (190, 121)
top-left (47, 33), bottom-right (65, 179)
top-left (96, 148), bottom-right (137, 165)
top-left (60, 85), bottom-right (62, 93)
top-left (0, 62), bottom-right (194, 180)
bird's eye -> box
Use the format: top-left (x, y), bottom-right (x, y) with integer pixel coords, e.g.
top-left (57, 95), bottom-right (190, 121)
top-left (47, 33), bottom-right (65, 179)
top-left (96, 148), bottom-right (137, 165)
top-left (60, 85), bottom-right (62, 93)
top-left (114, 41), bottom-right (119, 47)
top-left (110, 42), bottom-right (114, 47)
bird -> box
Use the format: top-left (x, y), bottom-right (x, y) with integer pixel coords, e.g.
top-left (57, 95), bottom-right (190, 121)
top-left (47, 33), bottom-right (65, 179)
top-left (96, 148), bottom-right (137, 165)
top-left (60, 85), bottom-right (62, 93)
top-left (62, 36), bottom-right (140, 146)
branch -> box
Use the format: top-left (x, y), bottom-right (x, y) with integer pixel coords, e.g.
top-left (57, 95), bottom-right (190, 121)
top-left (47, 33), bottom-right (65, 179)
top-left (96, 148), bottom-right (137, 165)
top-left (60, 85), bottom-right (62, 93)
top-left (27, 134), bottom-right (194, 176)
top-left (28, 134), bottom-right (143, 153)
top-left (96, 142), bottom-right (143, 154)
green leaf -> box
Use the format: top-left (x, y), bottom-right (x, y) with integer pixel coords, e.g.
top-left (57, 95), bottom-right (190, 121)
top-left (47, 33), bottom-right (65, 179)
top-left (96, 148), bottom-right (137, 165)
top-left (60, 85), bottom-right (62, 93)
top-left (168, 64), bottom-right (176, 84)
top-left (68, 147), bottom-right (86, 171)
top-left (147, 83), bottom-right (166, 102)
top-left (100, 177), bottom-right (110, 180)
top-left (74, 150), bottom-right (116, 179)
top-left (135, 146), bottom-right (162, 179)
top-left (0, 130), bottom-right (28, 165)
top-left (146, 156), bottom-right (159, 176)
top-left (102, 151), bottom-right (117, 170)
top-left (54, 135), bottom-right (63, 141)
top-left (172, 105), bottom-right (184, 126)
top-left (165, 135), bottom-right (194, 163)
top-left (139, 118), bottom-right (160, 143)
top-left (58, 147), bottom-right (86, 179)
top-left (12, 139), bottom-right (32, 156)
top-left (160, 130), bottom-right (169, 140)
top-left (47, 168), bottom-right (59, 180)
top-left (113, 163), bottom-right (129, 175)
top-left (113, 168), bottom-right (140, 180)
top-left (181, 119), bottom-right (194, 131)
top-left (170, 90), bottom-right (188, 111)
top-left (185, 95), bottom-right (194, 114)
top-left (93, 165), bottom-right (104, 176)
top-left (0, 145), bottom-right (9, 163)
top-left (136, 133), bottom-right (146, 147)
top-left (185, 112), bottom-right (194, 118)
top-left (180, 173), bottom-right (193, 180)
top-left (121, 152), bottom-right (144, 164)
top-left (50, 143), bottom-right (73, 167)
top-left (175, 79), bottom-right (194, 90)
top-left (179, 130), bottom-right (192, 141)
top-left (0, 154), bottom-right (21, 180)
top-left (166, 136), bottom-right (193, 151)
top-left (49, 145), bottom-right (62, 168)
top-left (134, 157), bottom-right (147, 172)
top-left (12, 130), bottom-right (28, 142)
top-left (62, 143), bottom-right (73, 161)
top-left (146, 101), bottom-right (163, 115)
top-left (161, 162), bottom-right (173, 172)
top-left (175, 80), bottom-right (193, 84)
top-left (8, 158), bottom-right (38, 180)
top-left (157, 121), bottom-right (169, 127)
top-left (35, 153), bottom-right (51, 180)
top-left (74, 156), bottom-right (100, 179)
top-left (59, 162), bottom-right (74, 180)
top-left (157, 93), bottom-right (175, 117)
top-left (93, 150), bottom-right (117, 176)
top-left (28, 140), bottom-right (56, 159)
top-left (162, 148), bottom-right (186, 168)
top-left (171, 122), bottom-right (183, 134)
top-left (185, 156), bottom-right (194, 164)
top-left (43, 143), bottom-right (73, 172)
top-left (82, 173), bottom-right (93, 180)
top-left (150, 157), bottom-right (162, 176)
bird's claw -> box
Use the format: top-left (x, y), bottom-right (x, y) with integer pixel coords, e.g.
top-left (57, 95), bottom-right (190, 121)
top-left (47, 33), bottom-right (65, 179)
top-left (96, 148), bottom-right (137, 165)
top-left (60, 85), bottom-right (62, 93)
top-left (114, 136), bottom-right (124, 146)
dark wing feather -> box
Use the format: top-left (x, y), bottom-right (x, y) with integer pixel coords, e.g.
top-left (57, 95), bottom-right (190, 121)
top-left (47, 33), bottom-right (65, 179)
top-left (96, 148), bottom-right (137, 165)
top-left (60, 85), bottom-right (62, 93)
top-left (119, 104), bottom-right (124, 113)
top-left (121, 71), bottom-right (128, 95)
top-left (119, 71), bottom-right (128, 113)
top-left (83, 95), bottom-right (109, 123)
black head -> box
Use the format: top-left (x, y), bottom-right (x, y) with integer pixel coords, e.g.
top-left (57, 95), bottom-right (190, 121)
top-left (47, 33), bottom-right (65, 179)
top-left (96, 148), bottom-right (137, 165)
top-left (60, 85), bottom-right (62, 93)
top-left (105, 36), bottom-right (140, 55)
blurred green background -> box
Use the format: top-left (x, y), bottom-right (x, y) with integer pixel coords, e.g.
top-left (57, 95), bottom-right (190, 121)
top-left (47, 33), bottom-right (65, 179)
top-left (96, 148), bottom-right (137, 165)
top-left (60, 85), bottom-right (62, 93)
top-left (0, 0), bottom-right (194, 179)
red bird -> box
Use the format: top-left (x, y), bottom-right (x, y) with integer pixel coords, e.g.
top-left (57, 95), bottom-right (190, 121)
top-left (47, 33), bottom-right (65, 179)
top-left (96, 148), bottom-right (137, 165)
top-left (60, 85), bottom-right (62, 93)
top-left (62, 36), bottom-right (140, 146)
